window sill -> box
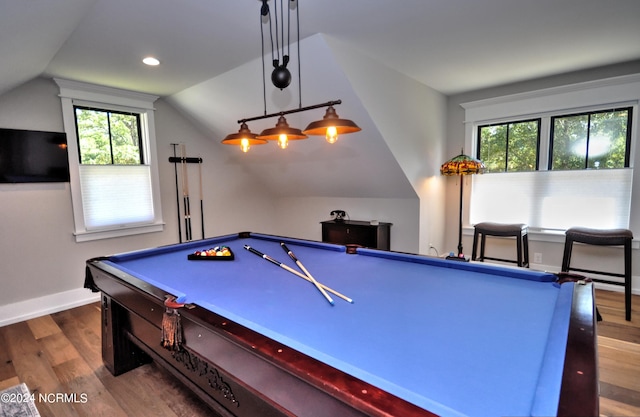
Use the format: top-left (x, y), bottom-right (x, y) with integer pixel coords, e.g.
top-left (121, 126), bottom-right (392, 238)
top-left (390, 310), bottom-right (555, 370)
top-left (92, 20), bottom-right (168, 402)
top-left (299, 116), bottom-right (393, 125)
top-left (74, 222), bottom-right (164, 242)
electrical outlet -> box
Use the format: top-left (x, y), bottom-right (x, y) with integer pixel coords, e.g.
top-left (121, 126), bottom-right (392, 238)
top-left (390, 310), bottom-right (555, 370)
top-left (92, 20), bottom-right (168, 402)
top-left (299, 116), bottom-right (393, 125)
top-left (534, 252), bottom-right (543, 264)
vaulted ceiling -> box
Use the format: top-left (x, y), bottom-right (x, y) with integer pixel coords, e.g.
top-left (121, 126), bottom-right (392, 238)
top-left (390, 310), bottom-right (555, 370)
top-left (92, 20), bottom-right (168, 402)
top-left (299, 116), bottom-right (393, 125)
top-left (3, 0), bottom-right (639, 98)
top-left (2, 0), bottom-right (640, 200)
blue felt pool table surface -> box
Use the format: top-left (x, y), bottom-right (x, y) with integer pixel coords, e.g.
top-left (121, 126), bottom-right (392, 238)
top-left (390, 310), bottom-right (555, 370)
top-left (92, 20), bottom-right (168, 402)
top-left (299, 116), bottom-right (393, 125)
top-left (104, 233), bottom-right (574, 417)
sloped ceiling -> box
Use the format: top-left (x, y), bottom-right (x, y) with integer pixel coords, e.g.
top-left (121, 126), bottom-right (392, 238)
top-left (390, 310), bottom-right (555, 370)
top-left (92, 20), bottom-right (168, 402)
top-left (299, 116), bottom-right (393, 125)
top-left (0, 0), bottom-right (97, 95)
top-left (2, 0), bottom-right (639, 98)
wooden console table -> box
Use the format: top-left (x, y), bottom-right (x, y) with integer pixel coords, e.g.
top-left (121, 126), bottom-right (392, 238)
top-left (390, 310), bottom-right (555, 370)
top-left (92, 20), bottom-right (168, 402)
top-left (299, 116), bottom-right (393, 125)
top-left (321, 220), bottom-right (392, 250)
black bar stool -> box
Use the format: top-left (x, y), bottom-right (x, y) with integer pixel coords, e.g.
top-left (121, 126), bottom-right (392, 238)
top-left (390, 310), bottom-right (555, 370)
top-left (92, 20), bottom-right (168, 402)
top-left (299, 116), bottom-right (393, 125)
top-left (561, 227), bottom-right (633, 321)
top-left (472, 222), bottom-right (529, 267)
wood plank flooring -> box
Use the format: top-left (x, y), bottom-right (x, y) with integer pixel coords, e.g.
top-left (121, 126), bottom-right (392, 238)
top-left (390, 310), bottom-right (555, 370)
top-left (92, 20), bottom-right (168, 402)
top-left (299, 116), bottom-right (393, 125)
top-left (1, 289), bottom-right (639, 417)
top-left (1, 302), bottom-right (211, 417)
top-left (594, 290), bottom-right (640, 416)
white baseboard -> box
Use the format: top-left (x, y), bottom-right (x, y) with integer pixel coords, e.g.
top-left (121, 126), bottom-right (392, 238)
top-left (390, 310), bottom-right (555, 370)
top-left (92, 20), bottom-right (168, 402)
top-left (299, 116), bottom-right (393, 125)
top-left (0, 288), bottom-right (100, 327)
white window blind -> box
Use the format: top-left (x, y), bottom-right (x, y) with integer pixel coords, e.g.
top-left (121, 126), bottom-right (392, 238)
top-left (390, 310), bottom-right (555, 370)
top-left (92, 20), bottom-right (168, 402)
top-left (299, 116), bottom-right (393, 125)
top-left (470, 168), bottom-right (633, 230)
top-left (56, 78), bottom-right (163, 241)
top-left (79, 165), bottom-right (154, 230)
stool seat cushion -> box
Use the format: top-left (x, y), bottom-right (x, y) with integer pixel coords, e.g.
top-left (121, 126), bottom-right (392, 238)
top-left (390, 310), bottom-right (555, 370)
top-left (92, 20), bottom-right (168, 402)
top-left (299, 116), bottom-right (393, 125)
top-left (472, 222), bottom-right (529, 267)
top-left (565, 227), bottom-right (633, 246)
top-left (474, 222), bottom-right (527, 235)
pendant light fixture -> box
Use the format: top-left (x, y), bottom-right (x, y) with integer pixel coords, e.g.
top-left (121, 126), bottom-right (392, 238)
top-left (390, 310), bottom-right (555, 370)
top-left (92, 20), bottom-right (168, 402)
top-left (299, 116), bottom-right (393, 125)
top-left (221, 122), bottom-right (267, 153)
top-left (303, 105), bottom-right (361, 143)
top-left (221, 0), bottom-right (361, 152)
top-left (257, 115), bottom-right (307, 149)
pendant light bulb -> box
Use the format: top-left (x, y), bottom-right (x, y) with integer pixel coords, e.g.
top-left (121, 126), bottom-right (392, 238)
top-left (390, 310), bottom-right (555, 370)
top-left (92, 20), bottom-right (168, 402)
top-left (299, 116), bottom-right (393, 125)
top-left (325, 126), bottom-right (338, 144)
top-left (278, 134), bottom-right (289, 149)
top-left (221, 122), bottom-right (267, 152)
top-left (257, 116), bottom-right (305, 147)
top-left (240, 138), bottom-right (251, 153)
top-left (303, 105), bottom-right (361, 140)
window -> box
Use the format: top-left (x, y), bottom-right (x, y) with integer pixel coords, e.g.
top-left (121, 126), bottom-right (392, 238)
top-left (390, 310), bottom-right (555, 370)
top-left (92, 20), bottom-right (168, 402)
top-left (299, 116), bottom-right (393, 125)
top-left (462, 75), bottom-right (640, 233)
top-left (478, 119), bottom-right (540, 172)
top-left (550, 107), bottom-right (632, 170)
top-left (55, 79), bottom-right (164, 242)
top-left (75, 107), bottom-right (143, 165)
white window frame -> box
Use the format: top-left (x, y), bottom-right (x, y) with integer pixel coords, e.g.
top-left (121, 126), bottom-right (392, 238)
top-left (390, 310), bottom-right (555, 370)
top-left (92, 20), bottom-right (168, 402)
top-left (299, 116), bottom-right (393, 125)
top-left (461, 74), bottom-right (640, 239)
top-left (55, 78), bottom-right (164, 242)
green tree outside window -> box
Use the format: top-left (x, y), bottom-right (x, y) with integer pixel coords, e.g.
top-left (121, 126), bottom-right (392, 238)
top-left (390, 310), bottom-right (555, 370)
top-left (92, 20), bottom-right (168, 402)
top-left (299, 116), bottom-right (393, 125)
top-left (551, 108), bottom-right (630, 170)
top-left (75, 107), bottom-right (142, 165)
top-left (478, 120), bottom-right (540, 173)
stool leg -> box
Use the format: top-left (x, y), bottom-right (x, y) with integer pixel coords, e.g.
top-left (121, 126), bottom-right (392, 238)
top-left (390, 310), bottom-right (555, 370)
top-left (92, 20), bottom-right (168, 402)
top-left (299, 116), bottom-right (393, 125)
top-left (625, 240), bottom-right (632, 321)
top-left (561, 239), bottom-right (573, 272)
top-left (523, 233), bottom-right (529, 268)
top-left (472, 230), bottom-right (479, 261)
top-left (479, 234), bottom-right (486, 262)
top-left (516, 234), bottom-right (523, 267)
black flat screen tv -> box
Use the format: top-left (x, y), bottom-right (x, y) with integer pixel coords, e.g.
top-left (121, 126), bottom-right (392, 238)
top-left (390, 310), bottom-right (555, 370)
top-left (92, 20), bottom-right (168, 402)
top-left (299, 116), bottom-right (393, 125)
top-left (0, 128), bottom-right (70, 183)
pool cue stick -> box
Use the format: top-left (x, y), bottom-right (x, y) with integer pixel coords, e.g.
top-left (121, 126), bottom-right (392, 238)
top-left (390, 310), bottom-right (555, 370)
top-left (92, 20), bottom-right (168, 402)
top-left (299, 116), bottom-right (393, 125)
top-left (281, 242), bottom-right (333, 305)
top-left (244, 245), bottom-right (353, 304)
top-left (180, 144), bottom-right (192, 241)
top-left (198, 157), bottom-right (205, 239)
top-left (171, 144), bottom-right (183, 243)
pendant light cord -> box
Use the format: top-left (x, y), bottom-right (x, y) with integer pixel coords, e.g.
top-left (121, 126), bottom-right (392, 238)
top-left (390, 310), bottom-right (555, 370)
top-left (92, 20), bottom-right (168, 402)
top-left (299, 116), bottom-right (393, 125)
top-left (259, 1), bottom-right (302, 114)
top-left (286, 0), bottom-right (291, 61)
top-left (260, 3), bottom-right (268, 115)
top-left (295, 0), bottom-right (301, 109)
top-left (273, 0), bottom-right (280, 64)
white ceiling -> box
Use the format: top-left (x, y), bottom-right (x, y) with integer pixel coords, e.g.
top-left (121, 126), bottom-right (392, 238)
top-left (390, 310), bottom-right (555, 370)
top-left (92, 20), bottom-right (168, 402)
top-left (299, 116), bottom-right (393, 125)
top-left (2, 0), bottom-right (640, 98)
top-left (3, 0), bottom-right (640, 201)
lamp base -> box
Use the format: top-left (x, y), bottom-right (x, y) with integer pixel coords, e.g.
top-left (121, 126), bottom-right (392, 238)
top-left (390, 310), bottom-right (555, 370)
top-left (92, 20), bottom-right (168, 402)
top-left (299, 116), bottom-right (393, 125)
top-left (446, 253), bottom-right (470, 262)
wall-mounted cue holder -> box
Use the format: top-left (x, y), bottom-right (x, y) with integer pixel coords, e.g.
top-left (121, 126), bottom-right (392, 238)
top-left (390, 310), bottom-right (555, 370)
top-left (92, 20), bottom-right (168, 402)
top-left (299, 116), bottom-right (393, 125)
top-left (168, 156), bottom-right (203, 164)
top-left (169, 143), bottom-right (205, 244)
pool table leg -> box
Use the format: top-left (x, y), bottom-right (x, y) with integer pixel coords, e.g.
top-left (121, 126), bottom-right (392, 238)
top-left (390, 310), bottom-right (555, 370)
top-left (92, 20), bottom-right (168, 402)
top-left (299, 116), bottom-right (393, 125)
top-left (101, 294), bottom-right (151, 375)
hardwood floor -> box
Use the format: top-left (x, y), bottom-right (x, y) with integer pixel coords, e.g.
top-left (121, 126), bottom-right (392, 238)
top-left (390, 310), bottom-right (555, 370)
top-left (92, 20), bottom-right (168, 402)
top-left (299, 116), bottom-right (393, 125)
top-left (0, 302), bottom-right (211, 417)
top-left (594, 290), bottom-right (640, 417)
top-left (1, 289), bottom-right (639, 417)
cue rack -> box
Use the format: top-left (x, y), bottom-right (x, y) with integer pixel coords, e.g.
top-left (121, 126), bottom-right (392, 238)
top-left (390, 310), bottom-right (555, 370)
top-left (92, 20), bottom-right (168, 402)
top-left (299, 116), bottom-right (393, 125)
top-left (169, 143), bottom-right (205, 243)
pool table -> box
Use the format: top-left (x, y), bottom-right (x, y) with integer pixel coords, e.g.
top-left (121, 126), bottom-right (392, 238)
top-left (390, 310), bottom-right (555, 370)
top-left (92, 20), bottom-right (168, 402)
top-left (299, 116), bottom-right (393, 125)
top-left (85, 232), bottom-right (598, 417)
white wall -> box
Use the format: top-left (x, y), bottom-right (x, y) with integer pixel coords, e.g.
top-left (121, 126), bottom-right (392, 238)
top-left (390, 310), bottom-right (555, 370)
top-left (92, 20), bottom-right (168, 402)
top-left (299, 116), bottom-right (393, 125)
top-left (0, 78), bottom-right (278, 325)
top-left (167, 35), bottom-right (417, 202)
top-left (260, 34), bottom-right (451, 254)
top-left (272, 197), bottom-right (419, 253)
top-left (1, 35), bottom-right (441, 324)
top-left (168, 34), bottom-right (442, 254)
top-left (0, 71), bottom-right (432, 325)
top-left (325, 36), bottom-right (448, 254)
top-left (6, 59), bottom-right (635, 325)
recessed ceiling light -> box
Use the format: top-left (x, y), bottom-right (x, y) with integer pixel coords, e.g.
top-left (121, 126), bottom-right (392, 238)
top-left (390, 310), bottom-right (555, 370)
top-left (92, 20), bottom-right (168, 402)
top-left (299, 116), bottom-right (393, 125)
top-left (142, 57), bottom-right (160, 66)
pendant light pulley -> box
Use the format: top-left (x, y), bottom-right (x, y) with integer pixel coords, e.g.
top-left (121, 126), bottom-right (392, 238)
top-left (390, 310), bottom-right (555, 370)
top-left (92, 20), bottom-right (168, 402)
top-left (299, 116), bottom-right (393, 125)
top-left (221, 0), bottom-right (361, 152)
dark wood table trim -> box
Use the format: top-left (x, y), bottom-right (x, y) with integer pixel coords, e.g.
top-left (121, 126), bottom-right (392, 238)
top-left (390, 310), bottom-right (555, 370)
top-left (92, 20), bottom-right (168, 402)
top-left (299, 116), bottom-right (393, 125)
top-left (558, 280), bottom-right (599, 416)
